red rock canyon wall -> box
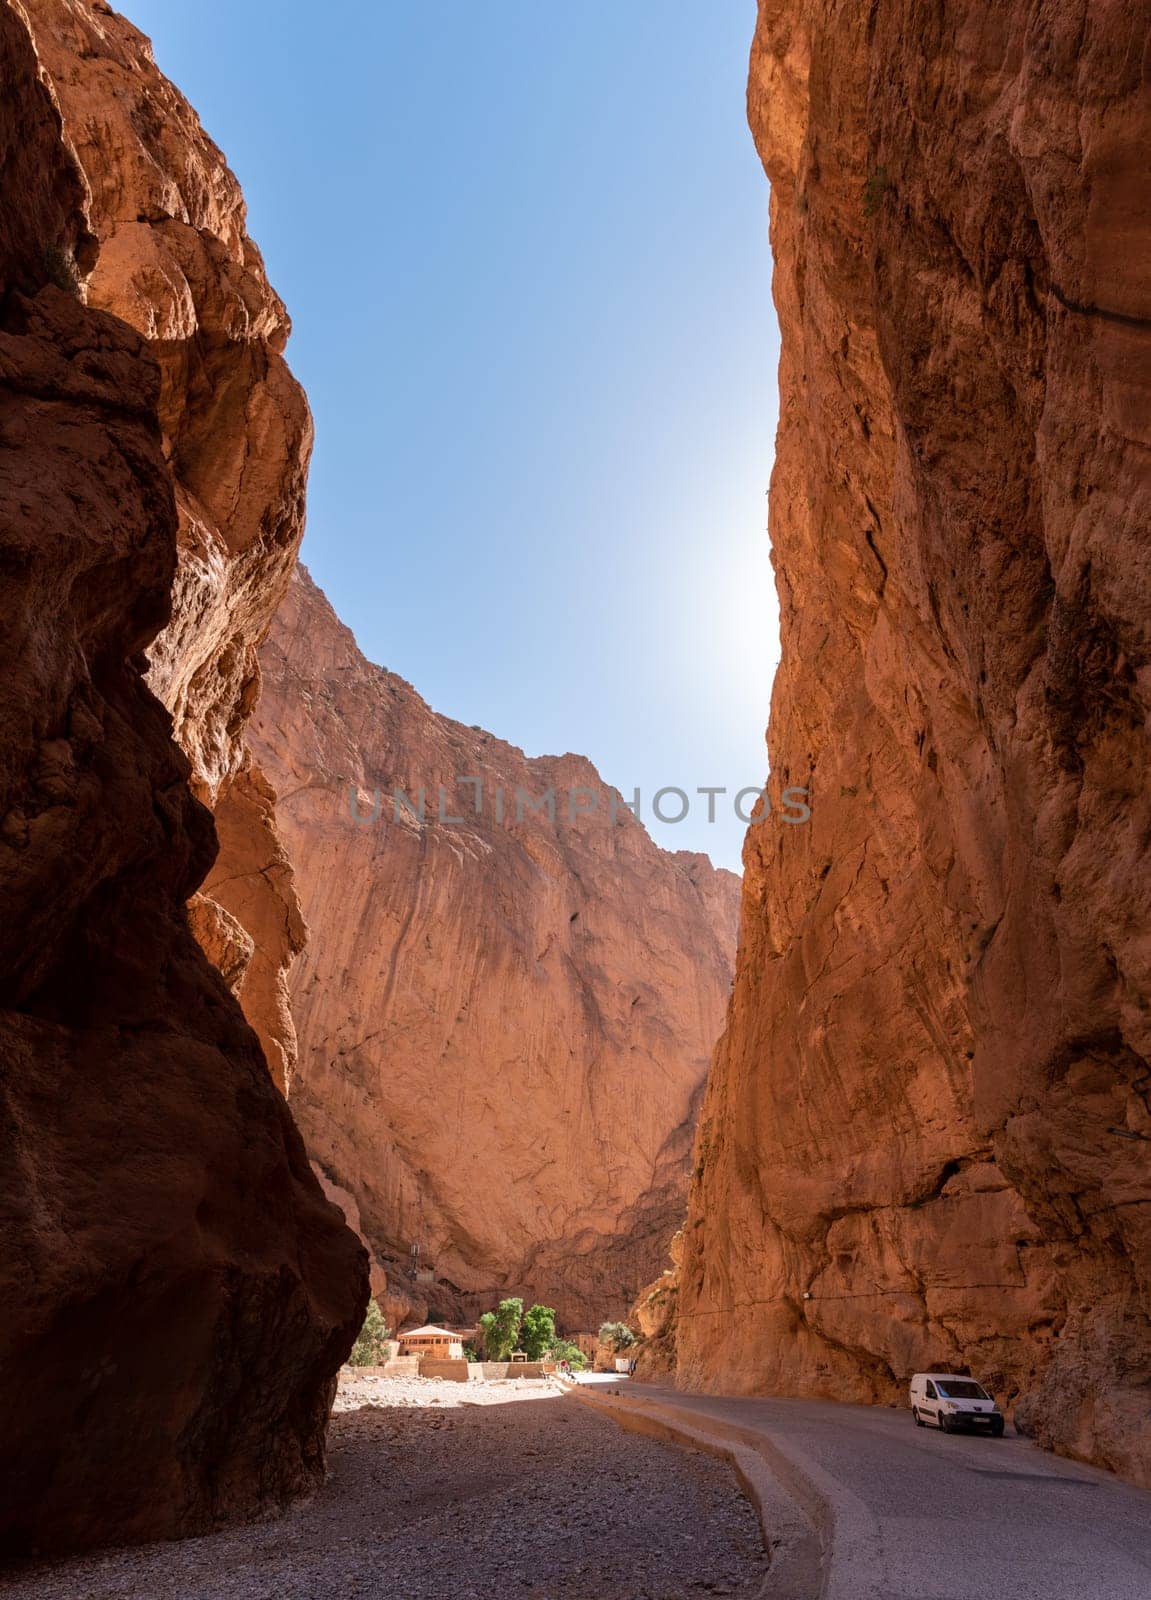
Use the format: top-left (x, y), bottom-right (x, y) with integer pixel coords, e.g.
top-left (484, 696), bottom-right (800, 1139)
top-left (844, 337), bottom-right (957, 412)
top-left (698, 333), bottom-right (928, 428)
top-left (250, 567), bottom-right (741, 1330)
top-left (27, 0), bottom-right (311, 1091)
top-left (0, 0), bottom-right (366, 1556)
top-left (677, 0), bottom-right (1151, 1483)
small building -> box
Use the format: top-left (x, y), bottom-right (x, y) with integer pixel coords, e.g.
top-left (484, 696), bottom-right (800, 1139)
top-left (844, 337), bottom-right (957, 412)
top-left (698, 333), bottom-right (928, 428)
top-left (397, 1324), bottom-right (473, 1361)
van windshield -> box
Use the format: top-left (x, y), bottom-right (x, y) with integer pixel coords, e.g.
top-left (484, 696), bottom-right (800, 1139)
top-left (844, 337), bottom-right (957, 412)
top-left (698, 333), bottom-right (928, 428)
top-left (936, 1380), bottom-right (989, 1400)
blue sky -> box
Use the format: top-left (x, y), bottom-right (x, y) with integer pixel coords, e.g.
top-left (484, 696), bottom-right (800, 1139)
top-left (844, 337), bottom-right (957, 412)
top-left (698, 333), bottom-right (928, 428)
top-left (128, 1), bottom-right (780, 872)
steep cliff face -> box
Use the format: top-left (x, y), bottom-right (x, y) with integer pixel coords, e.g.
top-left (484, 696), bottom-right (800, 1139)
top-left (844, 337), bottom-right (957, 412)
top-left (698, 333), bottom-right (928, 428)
top-left (0, 0), bottom-right (366, 1558)
top-left (27, 0), bottom-right (310, 1090)
top-left (250, 567), bottom-right (740, 1329)
top-left (678, 0), bottom-right (1151, 1482)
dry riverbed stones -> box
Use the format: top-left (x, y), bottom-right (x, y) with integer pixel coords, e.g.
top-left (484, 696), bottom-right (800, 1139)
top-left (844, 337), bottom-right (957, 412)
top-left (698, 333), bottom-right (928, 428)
top-left (2, 1375), bottom-right (768, 1598)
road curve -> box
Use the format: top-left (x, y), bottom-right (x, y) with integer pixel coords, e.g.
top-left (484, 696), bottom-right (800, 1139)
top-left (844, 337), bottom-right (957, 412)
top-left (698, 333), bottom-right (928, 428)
top-left (606, 1381), bottom-right (1151, 1600)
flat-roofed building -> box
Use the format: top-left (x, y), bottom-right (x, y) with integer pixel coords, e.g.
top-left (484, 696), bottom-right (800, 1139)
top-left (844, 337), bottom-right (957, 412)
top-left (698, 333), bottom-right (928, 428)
top-left (397, 1324), bottom-right (474, 1361)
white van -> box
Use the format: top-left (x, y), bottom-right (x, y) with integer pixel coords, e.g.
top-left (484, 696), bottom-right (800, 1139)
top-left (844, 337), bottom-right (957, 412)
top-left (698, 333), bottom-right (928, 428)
top-left (909, 1373), bottom-right (1004, 1436)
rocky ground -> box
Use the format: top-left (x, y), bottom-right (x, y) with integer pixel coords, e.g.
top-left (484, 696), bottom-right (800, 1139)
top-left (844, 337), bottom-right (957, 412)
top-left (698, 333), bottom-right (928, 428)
top-left (1, 1374), bottom-right (768, 1599)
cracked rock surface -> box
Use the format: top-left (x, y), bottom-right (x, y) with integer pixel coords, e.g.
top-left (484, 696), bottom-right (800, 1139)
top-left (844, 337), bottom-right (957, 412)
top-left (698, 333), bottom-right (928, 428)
top-left (677, 0), bottom-right (1151, 1486)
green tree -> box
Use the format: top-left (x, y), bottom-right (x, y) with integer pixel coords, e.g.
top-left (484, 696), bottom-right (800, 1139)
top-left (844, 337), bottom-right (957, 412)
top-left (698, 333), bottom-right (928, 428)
top-left (520, 1303), bottom-right (557, 1360)
top-left (348, 1299), bottom-right (392, 1367)
top-left (548, 1338), bottom-right (587, 1371)
top-left (598, 1320), bottom-right (636, 1353)
top-left (479, 1296), bottom-right (523, 1361)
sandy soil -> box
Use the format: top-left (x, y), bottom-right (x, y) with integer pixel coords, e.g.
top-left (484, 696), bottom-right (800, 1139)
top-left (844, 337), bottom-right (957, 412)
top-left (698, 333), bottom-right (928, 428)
top-left (1, 1374), bottom-right (768, 1599)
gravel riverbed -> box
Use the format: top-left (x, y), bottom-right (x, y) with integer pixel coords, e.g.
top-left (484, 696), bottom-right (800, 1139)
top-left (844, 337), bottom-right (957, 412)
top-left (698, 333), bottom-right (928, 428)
top-left (2, 1373), bottom-right (768, 1599)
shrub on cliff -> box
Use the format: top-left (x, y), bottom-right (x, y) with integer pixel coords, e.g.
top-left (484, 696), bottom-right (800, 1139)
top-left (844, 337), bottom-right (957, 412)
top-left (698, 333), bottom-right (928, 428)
top-left (599, 1321), bottom-right (636, 1353)
top-left (41, 240), bottom-right (81, 294)
top-left (348, 1299), bottom-right (392, 1366)
top-left (520, 1304), bottom-right (558, 1360)
top-left (479, 1297), bottom-right (523, 1361)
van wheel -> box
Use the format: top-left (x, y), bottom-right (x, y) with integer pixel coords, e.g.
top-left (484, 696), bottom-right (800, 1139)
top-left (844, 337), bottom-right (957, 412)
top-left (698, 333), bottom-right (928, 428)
top-left (938, 1413), bottom-right (951, 1433)
top-left (913, 1407), bottom-right (925, 1427)
top-left (991, 1419), bottom-right (1005, 1438)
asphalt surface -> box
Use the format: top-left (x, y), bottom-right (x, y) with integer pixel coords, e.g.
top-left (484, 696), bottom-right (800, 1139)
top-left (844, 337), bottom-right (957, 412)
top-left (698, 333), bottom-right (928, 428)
top-left (616, 1382), bottom-right (1151, 1600)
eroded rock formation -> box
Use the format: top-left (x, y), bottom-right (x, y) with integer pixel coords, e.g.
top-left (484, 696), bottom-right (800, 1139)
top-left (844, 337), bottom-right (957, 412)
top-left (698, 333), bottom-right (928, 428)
top-left (250, 567), bottom-right (741, 1329)
top-left (630, 1228), bottom-right (684, 1379)
top-left (0, 0), bottom-right (365, 1557)
top-left (27, 0), bottom-right (310, 1091)
top-left (677, 0), bottom-right (1151, 1483)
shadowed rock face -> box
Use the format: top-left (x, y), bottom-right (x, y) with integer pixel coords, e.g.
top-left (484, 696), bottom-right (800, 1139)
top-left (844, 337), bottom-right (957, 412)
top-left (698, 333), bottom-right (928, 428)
top-left (250, 567), bottom-right (741, 1330)
top-left (0, 0), bottom-right (366, 1558)
top-left (677, 0), bottom-right (1151, 1482)
top-left (26, 0), bottom-right (310, 1091)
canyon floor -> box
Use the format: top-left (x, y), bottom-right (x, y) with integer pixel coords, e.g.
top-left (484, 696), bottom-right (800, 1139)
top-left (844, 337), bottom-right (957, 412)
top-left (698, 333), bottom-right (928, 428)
top-left (0, 1375), bottom-right (767, 1600)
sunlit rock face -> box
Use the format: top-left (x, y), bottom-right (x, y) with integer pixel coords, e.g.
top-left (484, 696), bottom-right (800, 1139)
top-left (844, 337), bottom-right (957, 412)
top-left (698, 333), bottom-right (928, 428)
top-left (0, 0), bottom-right (366, 1558)
top-left (676, 0), bottom-right (1151, 1483)
top-left (27, 0), bottom-right (310, 1091)
top-left (250, 566), bottom-right (741, 1330)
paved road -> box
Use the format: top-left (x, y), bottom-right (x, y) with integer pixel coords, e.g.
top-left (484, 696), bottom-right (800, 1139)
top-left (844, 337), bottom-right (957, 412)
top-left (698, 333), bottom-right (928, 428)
top-left (616, 1382), bottom-right (1151, 1600)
